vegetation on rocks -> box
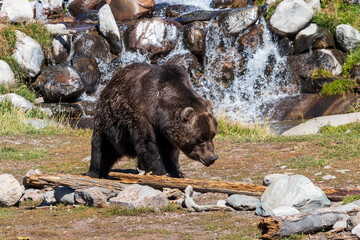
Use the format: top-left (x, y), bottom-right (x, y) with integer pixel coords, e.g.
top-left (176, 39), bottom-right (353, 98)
top-left (320, 78), bottom-right (357, 96)
top-left (312, 68), bottom-right (333, 79)
top-left (343, 195), bottom-right (360, 205)
top-left (342, 46), bottom-right (360, 77)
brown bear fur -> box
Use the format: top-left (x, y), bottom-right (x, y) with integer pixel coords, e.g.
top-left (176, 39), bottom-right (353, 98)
top-left (86, 63), bottom-right (218, 178)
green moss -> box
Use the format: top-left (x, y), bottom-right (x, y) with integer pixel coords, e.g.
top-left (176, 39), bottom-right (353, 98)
top-left (320, 79), bottom-right (357, 96)
top-left (342, 46), bottom-right (360, 77)
top-left (254, 0), bottom-right (267, 5)
top-left (312, 68), bottom-right (333, 79)
top-left (343, 195), bottom-right (360, 205)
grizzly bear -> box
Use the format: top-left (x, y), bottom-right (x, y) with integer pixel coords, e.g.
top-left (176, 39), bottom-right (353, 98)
top-left (86, 63), bottom-right (218, 178)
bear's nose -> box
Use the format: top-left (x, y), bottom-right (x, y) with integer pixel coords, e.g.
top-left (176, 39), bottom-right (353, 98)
top-left (209, 155), bottom-right (218, 164)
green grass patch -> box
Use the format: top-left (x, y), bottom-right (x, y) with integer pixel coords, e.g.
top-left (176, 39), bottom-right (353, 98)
top-left (265, 0), bottom-right (283, 20)
top-left (343, 195), bottom-right (360, 205)
top-left (342, 46), bottom-right (360, 77)
top-left (0, 84), bottom-right (37, 103)
top-left (0, 146), bottom-right (47, 161)
top-left (105, 206), bottom-right (156, 216)
top-left (160, 202), bottom-right (180, 212)
top-left (312, 68), bottom-right (333, 79)
top-left (320, 79), bottom-right (357, 96)
top-left (285, 155), bottom-right (329, 169)
top-left (319, 122), bottom-right (360, 134)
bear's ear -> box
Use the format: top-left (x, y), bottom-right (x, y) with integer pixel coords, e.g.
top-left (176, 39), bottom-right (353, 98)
top-left (181, 107), bottom-right (195, 122)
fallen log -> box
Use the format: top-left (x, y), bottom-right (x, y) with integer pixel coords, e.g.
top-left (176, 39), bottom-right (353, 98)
top-left (25, 172), bottom-right (360, 202)
top-left (258, 202), bottom-right (360, 239)
top-left (24, 174), bottom-right (127, 193)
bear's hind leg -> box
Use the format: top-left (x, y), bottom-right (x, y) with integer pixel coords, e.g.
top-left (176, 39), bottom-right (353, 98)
top-left (86, 131), bottom-right (120, 178)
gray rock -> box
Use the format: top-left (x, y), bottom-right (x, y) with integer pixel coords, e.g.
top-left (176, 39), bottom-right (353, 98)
top-left (352, 224), bottom-right (360, 238)
top-left (39, 190), bottom-right (56, 206)
top-left (322, 175), bottom-right (336, 180)
top-left (217, 199), bottom-right (227, 207)
top-left (226, 194), bottom-right (259, 210)
top-left (23, 119), bottom-right (59, 130)
top-left (12, 31), bottom-right (44, 77)
top-left (271, 206), bottom-right (300, 217)
top-left (270, 0), bottom-right (314, 37)
top-left (38, 0), bottom-right (63, 13)
top-left (0, 174), bottom-right (24, 207)
top-left (255, 175), bottom-right (330, 216)
top-left (98, 4), bottom-right (122, 55)
top-left (333, 220), bottom-right (347, 230)
top-left (54, 187), bottom-right (75, 205)
top-left (0, 0), bottom-right (34, 23)
top-left (20, 189), bottom-right (44, 202)
top-left (335, 24), bottom-right (360, 52)
top-left (75, 187), bottom-right (107, 207)
top-left (109, 184), bottom-right (168, 209)
top-left (0, 60), bottom-right (15, 86)
top-left (263, 174), bottom-right (287, 186)
top-left (348, 214), bottom-right (360, 231)
top-left (304, 0), bottom-right (320, 11)
top-left (219, 6), bottom-right (260, 36)
top-left (0, 93), bottom-right (33, 111)
top-left (175, 9), bottom-right (228, 24)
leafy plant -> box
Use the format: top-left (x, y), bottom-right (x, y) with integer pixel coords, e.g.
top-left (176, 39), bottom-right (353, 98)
top-left (312, 68), bottom-right (333, 79)
top-left (320, 79), bottom-right (357, 96)
top-left (342, 46), bottom-right (360, 77)
top-left (343, 195), bottom-right (360, 205)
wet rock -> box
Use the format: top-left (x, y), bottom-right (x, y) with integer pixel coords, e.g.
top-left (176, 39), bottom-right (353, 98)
top-left (33, 64), bottom-right (85, 102)
top-left (211, 0), bottom-right (247, 9)
top-left (13, 31), bottom-right (44, 78)
top-left (68, 0), bottom-right (101, 18)
top-left (175, 9), bottom-right (229, 24)
top-left (51, 35), bottom-right (71, 64)
top-left (288, 49), bottom-right (345, 92)
top-left (335, 24), bottom-right (360, 52)
top-left (39, 102), bottom-right (84, 118)
top-left (0, 93), bottom-right (33, 111)
top-left (75, 10), bottom-right (98, 23)
top-left (73, 33), bottom-right (110, 64)
top-left (20, 189), bottom-right (44, 202)
top-left (0, 174), bottom-right (24, 207)
top-left (165, 53), bottom-right (202, 84)
top-left (271, 206), bottom-right (300, 217)
top-left (0, 0), bottom-right (34, 23)
top-left (294, 24), bottom-right (335, 54)
top-left (349, 64), bottom-right (360, 81)
top-left (237, 24), bottom-right (264, 52)
top-left (108, 0), bottom-right (154, 21)
top-left (126, 18), bottom-right (181, 61)
top-left (263, 174), bottom-right (287, 186)
top-left (109, 184), bottom-right (168, 209)
top-left (39, 190), bottom-right (56, 206)
top-left (226, 194), bottom-right (259, 210)
top-left (278, 37), bottom-right (294, 56)
top-left (165, 5), bottom-right (200, 18)
top-left (54, 186), bottom-right (75, 205)
top-left (0, 60), bottom-right (15, 86)
top-left (219, 6), bottom-right (260, 36)
top-left (98, 4), bottom-right (122, 55)
top-left (72, 56), bottom-right (100, 94)
top-left (269, 0), bottom-right (314, 37)
top-left (255, 175), bottom-right (330, 217)
top-left (38, 0), bottom-right (63, 13)
top-left (152, 3), bottom-right (170, 17)
top-left (183, 21), bottom-right (207, 57)
top-left (75, 187), bottom-right (107, 207)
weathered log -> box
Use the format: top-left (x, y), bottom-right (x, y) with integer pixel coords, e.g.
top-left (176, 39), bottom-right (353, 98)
top-left (258, 202), bottom-right (360, 239)
top-left (24, 174), bottom-right (127, 193)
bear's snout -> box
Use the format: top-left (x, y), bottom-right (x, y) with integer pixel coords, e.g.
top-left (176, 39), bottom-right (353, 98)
top-left (209, 155), bottom-right (218, 165)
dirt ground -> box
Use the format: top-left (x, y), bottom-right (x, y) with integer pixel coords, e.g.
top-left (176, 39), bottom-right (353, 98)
top-left (0, 133), bottom-right (359, 239)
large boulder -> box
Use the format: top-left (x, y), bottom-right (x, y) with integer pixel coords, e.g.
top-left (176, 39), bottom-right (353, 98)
top-left (51, 35), bottom-right (71, 64)
top-left (175, 9), bottom-right (229, 24)
top-left (108, 0), bottom-right (155, 21)
top-left (218, 6), bottom-right (260, 36)
top-left (0, 174), bottom-right (24, 207)
top-left (304, 0), bottom-right (320, 11)
top-left (126, 18), bottom-right (181, 61)
top-left (293, 24), bottom-right (335, 54)
top-left (73, 33), bottom-right (110, 65)
top-left (12, 31), bottom-right (44, 78)
top-left (210, 0), bottom-right (247, 9)
top-left (269, 0), bottom-right (314, 37)
top-left (183, 21), bottom-right (207, 57)
top-left (109, 184), bottom-right (168, 209)
top-left (0, 60), bottom-right (15, 86)
top-left (75, 187), bottom-right (107, 207)
top-left (335, 24), bottom-right (360, 52)
top-left (255, 175), bottom-right (330, 216)
top-left (68, 0), bottom-right (101, 18)
top-left (98, 4), bottom-right (122, 55)
top-left (33, 64), bottom-right (85, 102)
top-left (0, 0), bottom-right (34, 23)
top-left (0, 93), bottom-right (33, 111)
top-left (72, 56), bottom-right (100, 94)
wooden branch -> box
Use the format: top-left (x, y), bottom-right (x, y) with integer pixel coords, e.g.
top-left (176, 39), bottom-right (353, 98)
top-left (24, 174), bottom-right (127, 193)
top-left (258, 203), bottom-right (360, 239)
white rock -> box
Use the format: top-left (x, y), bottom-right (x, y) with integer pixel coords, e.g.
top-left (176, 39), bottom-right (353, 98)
top-left (20, 188), bottom-right (44, 202)
top-left (217, 199), bottom-right (227, 207)
top-left (46, 23), bottom-right (66, 35)
top-left (271, 206), bottom-right (300, 217)
top-left (0, 60), bottom-right (15, 86)
top-left (322, 175), bottom-right (337, 180)
top-left (304, 0), bottom-right (320, 11)
top-left (98, 4), bottom-right (121, 54)
top-left (226, 194), bottom-right (260, 210)
top-left (283, 112), bottom-right (360, 136)
top-left (0, 174), bottom-right (24, 207)
top-left (319, 49), bottom-right (343, 76)
top-left (0, 0), bottom-right (34, 23)
top-left (270, 0), bottom-right (314, 37)
top-left (333, 220), bottom-right (347, 230)
top-left (352, 223), bottom-right (360, 238)
top-left (335, 24), bottom-right (360, 52)
top-left (295, 23), bottom-right (318, 38)
top-left (0, 93), bottom-right (33, 111)
top-left (39, 0), bottom-right (63, 12)
top-left (263, 174), bottom-right (288, 186)
top-left (12, 31), bottom-right (44, 77)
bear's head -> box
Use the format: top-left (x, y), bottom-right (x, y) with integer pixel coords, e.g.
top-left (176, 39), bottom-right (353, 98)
top-left (177, 107), bottom-right (218, 167)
